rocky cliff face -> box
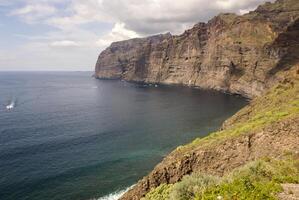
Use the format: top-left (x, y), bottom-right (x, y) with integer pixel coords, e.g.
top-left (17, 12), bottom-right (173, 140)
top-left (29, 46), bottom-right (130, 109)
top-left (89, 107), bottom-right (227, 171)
top-left (95, 0), bottom-right (299, 98)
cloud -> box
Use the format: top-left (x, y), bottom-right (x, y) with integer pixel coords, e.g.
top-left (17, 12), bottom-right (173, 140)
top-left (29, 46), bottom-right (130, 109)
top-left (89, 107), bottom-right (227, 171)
top-left (8, 0), bottom-right (275, 35)
top-left (96, 23), bottom-right (140, 47)
top-left (46, 0), bottom-right (111, 30)
top-left (49, 40), bottom-right (79, 47)
top-left (239, 7), bottom-right (256, 15)
top-left (88, 0), bottom-right (274, 35)
top-left (46, 0), bottom-right (275, 35)
top-left (9, 4), bottom-right (57, 23)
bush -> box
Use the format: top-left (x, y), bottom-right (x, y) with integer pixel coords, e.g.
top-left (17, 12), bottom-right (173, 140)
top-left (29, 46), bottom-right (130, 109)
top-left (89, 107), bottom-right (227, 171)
top-left (169, 174), bottom-right (219, 200)
top-left (142, 184), bottom-right (173, 200)
top-left (197, 158), bottom-right (299, 200)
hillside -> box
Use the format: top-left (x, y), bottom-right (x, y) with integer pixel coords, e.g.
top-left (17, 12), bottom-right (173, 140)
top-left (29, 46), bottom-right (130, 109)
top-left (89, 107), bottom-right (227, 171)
top-left (119, 65), bottom-right (299, 200)
top-left (95, 0), bottom-right (299, 98)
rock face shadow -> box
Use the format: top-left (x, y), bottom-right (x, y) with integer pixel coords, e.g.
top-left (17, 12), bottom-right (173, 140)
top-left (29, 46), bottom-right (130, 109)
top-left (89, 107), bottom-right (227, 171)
top-left (268, 18), bottom-right (299, 76)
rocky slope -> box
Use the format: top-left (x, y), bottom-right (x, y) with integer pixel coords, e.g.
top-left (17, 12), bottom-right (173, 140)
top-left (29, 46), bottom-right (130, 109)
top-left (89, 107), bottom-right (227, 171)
top-left (119, 64), bottom-right (299, 200)
top-left (95, 0), bottom-right (299, 98)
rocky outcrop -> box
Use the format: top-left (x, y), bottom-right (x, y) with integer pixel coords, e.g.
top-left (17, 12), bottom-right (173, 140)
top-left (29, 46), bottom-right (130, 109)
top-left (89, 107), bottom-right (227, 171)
top-left (95, 0), bottom-right (299, 98)
top-left (278, 184), bottom-right (299, 200)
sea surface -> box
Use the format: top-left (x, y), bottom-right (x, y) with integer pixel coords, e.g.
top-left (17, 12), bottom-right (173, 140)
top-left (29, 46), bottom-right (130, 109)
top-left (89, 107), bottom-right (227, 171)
top-left (0, 72), bottom-right (247, 200)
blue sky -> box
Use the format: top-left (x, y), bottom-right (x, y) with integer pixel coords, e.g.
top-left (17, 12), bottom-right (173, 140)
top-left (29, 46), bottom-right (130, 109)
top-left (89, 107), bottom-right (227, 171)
top-left (0, 0), bottom-right (274, 71)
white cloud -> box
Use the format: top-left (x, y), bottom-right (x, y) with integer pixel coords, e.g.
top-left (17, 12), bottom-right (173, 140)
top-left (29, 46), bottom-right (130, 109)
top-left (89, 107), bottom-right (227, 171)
top-left (9, 4), bottom-right (57, 23)
top-left (8, 0), bottom-right (276, 35)
top-left (91, 0), bottom-right (275, 35)
top-left (96, 23), bottom-right (140, 47)
top-left (49, 40), bottom-right (79, 47)
top-left (239, 7), bottom-right (257, 15)
top-left (46, 0), bottom-right (112, 30)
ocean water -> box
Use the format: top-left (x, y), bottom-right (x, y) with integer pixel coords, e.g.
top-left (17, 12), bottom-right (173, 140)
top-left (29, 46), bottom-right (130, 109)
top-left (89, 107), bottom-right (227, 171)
top-left (0, 72), bottom-right (247, 200)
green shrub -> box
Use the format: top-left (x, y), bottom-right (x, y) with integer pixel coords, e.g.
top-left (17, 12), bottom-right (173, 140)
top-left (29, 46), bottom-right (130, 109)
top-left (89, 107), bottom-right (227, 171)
top-left (169, 174), bottom-right (219, 200)
top-left (142, 184), bottom-right (173, 200)
top-left (197, 158), bottom-right (299, 200)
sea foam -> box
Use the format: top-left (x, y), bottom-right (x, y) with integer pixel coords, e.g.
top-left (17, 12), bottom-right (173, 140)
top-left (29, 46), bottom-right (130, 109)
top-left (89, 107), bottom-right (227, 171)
top-left (96, 185), bottom-right (135, 200)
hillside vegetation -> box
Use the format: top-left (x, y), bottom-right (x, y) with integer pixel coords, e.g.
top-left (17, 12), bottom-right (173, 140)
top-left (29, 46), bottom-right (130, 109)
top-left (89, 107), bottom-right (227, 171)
top-left (143, 157), bottom-right (299, 200)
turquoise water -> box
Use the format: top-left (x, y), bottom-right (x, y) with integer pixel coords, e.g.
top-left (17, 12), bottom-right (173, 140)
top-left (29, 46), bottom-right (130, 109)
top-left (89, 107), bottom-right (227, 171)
top-left (0, 72), bottom-right (247, 200)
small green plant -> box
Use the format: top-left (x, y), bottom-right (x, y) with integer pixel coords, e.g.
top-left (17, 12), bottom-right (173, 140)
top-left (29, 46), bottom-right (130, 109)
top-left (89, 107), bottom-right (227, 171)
top-left (169, 174), bottom-right (219, 200)
top-left (142, 184), bottom-right (173, 200)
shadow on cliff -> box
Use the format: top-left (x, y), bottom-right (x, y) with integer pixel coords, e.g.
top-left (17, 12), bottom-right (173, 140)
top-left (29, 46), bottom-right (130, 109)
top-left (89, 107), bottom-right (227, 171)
top-left (268, 18), bottom-right (299, 76)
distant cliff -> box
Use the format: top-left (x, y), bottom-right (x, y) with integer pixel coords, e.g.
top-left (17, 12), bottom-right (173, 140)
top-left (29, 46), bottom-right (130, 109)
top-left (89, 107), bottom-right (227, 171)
top-left (95, 0), bottom-right (299, 98)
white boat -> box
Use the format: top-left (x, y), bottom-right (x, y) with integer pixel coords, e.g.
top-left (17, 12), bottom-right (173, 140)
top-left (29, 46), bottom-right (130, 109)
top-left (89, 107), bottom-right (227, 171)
top-left (6, 102), bottom-right (15, 110)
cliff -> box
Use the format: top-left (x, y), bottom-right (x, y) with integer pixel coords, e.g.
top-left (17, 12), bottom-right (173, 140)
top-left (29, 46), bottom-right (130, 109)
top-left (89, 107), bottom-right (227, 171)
top-left (95, 0), bottom-right (299, 98)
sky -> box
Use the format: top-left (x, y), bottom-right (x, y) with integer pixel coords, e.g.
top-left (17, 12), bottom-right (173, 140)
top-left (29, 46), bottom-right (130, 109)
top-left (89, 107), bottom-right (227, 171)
top-left (0, 0), bottom-right (275, 71)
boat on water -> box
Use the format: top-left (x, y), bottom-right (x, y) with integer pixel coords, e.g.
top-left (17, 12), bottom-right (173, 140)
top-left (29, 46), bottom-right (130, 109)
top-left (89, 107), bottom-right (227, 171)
top-left (6, 102), bottom-right (15, 110)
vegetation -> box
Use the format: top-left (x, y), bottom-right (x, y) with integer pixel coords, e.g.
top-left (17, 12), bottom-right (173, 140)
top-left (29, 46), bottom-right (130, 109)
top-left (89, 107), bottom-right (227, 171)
top-left (177, 76), bottom-right (299, 152)
top-left (169, 174), bottom-right (219, 200)
top-left (143, 157), bottom-right (299, 200)
top-left (141, 184), bottom-right (173, 200)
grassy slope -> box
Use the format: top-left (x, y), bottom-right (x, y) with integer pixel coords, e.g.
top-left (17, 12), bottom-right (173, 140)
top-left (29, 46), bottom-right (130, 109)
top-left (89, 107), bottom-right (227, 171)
top-left (142, 67), bottom-right (299, 200)
top-left (176, 69), bottom-right (299, 153)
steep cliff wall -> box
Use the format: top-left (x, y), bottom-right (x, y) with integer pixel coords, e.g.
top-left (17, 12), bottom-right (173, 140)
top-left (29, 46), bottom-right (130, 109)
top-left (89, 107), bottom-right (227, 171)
top-left (95, 0), bottom-right (299, 98)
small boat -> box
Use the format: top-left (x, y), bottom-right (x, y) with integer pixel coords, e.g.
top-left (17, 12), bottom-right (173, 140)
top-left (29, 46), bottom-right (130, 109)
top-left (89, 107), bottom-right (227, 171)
top-left (6, 102), bottom-right (15, 110)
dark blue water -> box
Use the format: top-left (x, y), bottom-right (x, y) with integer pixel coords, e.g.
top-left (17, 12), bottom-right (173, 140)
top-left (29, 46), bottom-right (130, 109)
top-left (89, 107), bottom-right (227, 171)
top-left (0, 72), bottom-right (247, 200)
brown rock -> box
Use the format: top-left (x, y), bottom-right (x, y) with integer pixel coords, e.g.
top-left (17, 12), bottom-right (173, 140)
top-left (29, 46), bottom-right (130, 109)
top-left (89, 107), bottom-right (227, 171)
top-left (278, 184), bottom-right (299, 200)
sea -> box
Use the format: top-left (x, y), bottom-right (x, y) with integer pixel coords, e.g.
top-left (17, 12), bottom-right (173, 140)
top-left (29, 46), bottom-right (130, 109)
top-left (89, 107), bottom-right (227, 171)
top-left (0, 71), bottom-right (247, 200)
